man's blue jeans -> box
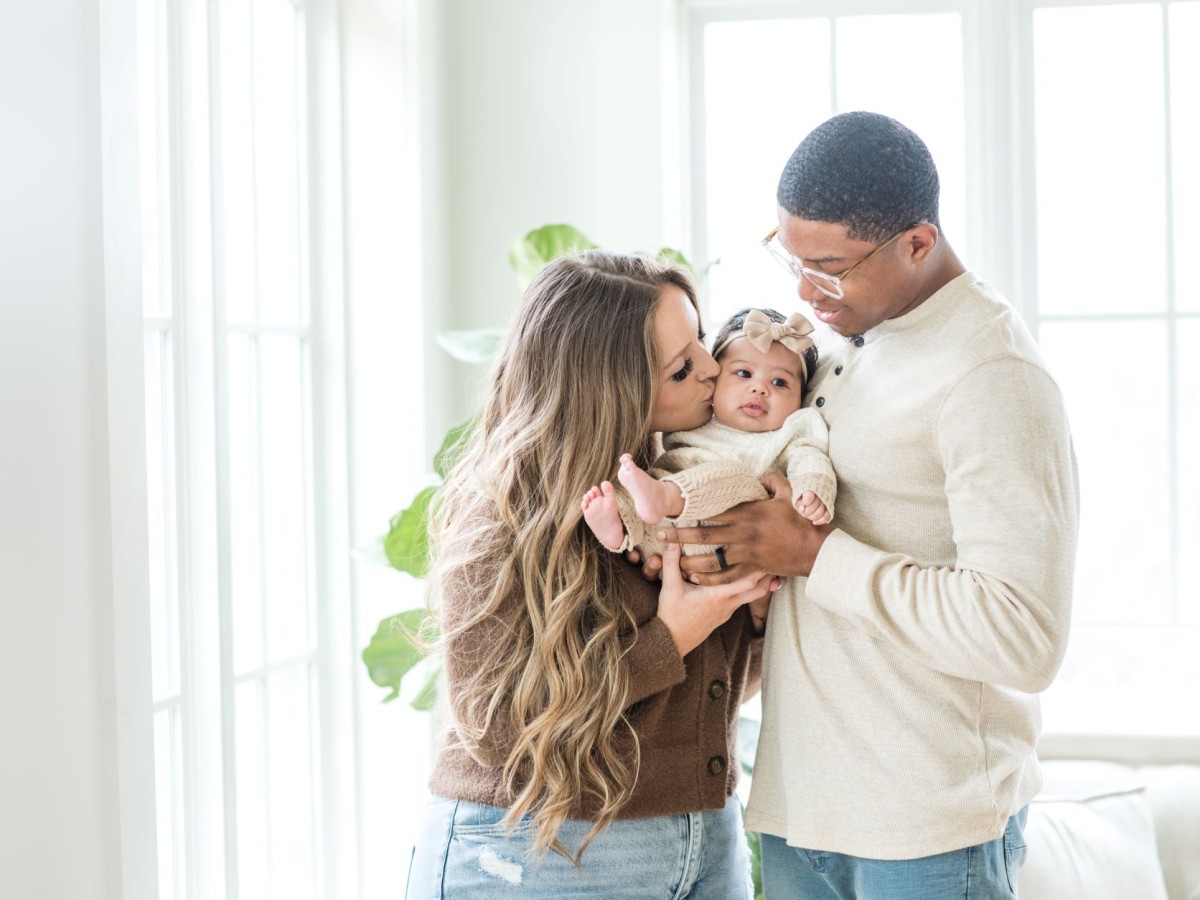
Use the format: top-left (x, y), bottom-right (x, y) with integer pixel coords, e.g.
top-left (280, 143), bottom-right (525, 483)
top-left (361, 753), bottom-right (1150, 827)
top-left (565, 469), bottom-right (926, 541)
top-left (760, 806), bottom-right (1028, 900)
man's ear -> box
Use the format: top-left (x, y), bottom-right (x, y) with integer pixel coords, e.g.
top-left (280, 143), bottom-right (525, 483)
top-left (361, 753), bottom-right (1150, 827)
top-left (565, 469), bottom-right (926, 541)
top-left (906, 223), bottom-right (940, 262)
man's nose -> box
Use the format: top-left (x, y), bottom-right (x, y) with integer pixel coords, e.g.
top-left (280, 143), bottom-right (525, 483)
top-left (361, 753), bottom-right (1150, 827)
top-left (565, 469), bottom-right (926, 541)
top-left (796, 274), bottom-right (829, 306)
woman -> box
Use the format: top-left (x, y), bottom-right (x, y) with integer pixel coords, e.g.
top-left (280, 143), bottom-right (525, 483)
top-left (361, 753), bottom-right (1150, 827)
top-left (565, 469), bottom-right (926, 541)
top-left (407, 251), bottom-right (773, 898)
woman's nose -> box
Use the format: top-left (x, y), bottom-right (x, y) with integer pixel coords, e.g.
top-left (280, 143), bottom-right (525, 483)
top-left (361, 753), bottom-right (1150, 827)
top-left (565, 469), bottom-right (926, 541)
top-left (695, 347), bottom-right (719, 380)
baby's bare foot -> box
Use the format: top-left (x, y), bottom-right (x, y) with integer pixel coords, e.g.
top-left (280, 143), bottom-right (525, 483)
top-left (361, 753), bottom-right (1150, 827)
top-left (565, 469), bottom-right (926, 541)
top-left (617, 453), bottom-right (683, 523)
top-left (582, 481), bottom-right (626, 550)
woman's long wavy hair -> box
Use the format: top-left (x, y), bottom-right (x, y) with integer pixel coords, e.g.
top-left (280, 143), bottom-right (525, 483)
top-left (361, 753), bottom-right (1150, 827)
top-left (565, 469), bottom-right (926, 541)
top-left (429, 251), bottom-right (700, 863)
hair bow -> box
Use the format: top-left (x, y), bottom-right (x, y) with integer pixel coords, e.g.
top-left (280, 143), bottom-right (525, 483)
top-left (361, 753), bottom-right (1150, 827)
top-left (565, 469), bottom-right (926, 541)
top-left (740, 310), bottom-right (815, 359)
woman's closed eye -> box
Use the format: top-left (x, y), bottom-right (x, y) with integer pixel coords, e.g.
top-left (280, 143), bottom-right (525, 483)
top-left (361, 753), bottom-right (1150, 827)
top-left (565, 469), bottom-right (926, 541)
top-left (670, 357), bottom-right (694, 382)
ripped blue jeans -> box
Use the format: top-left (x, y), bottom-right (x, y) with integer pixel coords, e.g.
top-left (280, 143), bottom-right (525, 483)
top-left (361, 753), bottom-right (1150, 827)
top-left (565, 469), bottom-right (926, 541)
top-left (406, 794), bottom-right (752, 899)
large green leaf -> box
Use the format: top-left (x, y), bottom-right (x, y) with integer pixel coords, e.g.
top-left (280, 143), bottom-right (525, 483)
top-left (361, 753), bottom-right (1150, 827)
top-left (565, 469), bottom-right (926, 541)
top-left (437, 328), bottom-right (505, 364)
top-left (745, 818), bottom-right (764, 900)
top-left (433, 416), bottom-right (478, 480)
top-left (654, 246), bottom-right (693, 272)
top-left (362, 610), bottom-right (434, 703)
top-left (410, 658), bottom-right (442, 711)
top-left (508, 224), bottom-right (597, 292)
top-left (384, 486), bottom-right (436, 577)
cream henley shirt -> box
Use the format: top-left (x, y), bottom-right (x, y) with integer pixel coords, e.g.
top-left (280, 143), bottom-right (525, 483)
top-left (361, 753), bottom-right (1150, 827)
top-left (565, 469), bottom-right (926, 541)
top-left (744, 271), bottom-right (1079, 860)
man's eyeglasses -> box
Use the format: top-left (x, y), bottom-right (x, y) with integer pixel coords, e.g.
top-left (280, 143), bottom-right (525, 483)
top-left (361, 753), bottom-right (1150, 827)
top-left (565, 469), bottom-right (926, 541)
top-left (761, 224), bottom-right (916, 300)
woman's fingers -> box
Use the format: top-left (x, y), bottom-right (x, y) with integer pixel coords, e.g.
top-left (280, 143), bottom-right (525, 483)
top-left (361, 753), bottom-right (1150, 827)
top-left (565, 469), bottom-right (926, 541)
top-left (659, 541), bottom-right (683, 589)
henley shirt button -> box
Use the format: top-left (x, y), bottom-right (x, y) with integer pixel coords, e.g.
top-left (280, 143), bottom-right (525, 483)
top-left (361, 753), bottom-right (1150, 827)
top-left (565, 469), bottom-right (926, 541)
top-left (853, 335), bottom-right (865, 348)
top-left (707, 755), bottom-right (726, 776)
top-left (708, 680), bottom-right (727, 700)
top-left (834, 365), bottom-right (843, 375)
top-left (815, 397), bottom-right (825, 408)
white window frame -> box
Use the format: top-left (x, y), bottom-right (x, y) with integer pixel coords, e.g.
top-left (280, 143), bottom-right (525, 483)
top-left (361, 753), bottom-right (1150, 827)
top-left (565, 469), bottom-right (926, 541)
top-left (113, 0), bottom-right (359, 896)
top-left (680, 0), bottom-right (1200, 738)
top-left (103, 0), bottom-right (433, 892)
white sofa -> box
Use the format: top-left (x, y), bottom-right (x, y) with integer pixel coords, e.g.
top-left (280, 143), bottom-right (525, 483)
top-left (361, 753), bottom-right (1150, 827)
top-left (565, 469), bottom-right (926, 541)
top-left (1021, 735), bottom-right (1200, 900)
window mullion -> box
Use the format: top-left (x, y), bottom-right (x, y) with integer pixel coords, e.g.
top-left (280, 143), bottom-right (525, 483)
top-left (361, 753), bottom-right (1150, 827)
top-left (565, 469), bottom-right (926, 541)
top-left (203, 0), bottom-right (243, 893)
top-left (170, 0), bottom-right (229, 895)
top-left (304, 0), bottom-right (360, 895)
top-left (1013, 1), bottom-right (1041, 337)
top-left (1160, 0), bottom-right (1179, 624)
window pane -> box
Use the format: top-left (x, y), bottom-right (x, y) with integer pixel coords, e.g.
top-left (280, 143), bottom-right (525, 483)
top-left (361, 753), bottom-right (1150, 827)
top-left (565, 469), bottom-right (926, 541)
top-left (1039, 320), bottom-right (1170, 624)
top-left (835, 13), bottom-right (966, 257)
top-left (236, 680), bottom-right (269, 899)
top-left (138, 0), bottom-right (171, 318)
top-left (1172, 2), bottom-right (1200, 313)
top-left (1033, 5), bottom-right (1167, 316)
top-left (1179, 320), bottom-right (1200, 623)
top-left (259, 335), bottom-right (313, 662)
top-left (702, 18), bottom-right (832, 328)
top-left (1042, 625), bottom-right (1200, 735)
top-left (254, 0), bottom-right (305, 327)
top-left (145, 332), bottom-right (179, 699)
top-left (220, 0), bottom-right (258, 326)
top-left (229, 334), bottom-right (265, 675)
top-left (154, 707), bottom-right (186, 900)
top-left (268, 666), bottom-right (319, 899)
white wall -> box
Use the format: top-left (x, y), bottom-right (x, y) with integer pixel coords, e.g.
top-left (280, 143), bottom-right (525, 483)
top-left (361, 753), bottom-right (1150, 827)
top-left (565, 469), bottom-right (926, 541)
top-left (436, 0), bottom-right (678, 427)
top-left (0, 1), bottom-right (128, 896)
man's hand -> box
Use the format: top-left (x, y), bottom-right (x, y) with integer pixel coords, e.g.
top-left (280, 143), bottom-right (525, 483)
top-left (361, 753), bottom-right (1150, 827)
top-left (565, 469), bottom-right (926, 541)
top-left (659, 472), bottom-right (832, 584)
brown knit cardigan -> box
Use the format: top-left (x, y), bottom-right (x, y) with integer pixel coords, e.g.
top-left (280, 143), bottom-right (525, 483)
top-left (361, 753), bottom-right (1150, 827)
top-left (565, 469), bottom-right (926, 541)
top-left (427, 554), bottom-right (763, 820)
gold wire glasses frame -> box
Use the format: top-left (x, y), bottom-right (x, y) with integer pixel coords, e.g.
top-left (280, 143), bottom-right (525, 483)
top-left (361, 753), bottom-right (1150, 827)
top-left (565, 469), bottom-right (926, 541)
top-left (761, 224), bottom-right (916, 300)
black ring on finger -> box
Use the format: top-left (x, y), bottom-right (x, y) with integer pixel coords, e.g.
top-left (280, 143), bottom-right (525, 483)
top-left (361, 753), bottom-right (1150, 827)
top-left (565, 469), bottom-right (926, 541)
top-left (714, 546), bottom-right (729, 571)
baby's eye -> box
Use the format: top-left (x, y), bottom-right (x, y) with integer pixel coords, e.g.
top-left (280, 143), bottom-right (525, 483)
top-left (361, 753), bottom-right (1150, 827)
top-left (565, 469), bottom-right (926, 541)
top-left (670, 357), bottom-right (694, 383)
top-left (734, 369), bottom-right (751, 379)
top-left (772, 378), bottom-right (790, 389)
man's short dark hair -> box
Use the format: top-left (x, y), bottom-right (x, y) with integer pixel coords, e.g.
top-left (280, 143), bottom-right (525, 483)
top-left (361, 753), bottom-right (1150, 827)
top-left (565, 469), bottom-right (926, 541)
top-left (777, 111), bottom-right (941, 242)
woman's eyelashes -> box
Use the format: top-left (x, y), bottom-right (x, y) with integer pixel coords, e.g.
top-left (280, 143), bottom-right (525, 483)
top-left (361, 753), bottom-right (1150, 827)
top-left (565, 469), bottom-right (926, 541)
top-left (670, 357), bottom-right (694, 383)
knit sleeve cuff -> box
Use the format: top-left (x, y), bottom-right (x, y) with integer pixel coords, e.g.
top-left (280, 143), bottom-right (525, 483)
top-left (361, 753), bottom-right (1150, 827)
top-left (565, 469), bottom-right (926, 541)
top-left (791, 473), bottom-right (837, 520)
top-left (665, 463), bottom-right (767, 521)
top-left (622, 616), bottom-right (687, 706)
top-left (806, 528), bottom-right (886, 617)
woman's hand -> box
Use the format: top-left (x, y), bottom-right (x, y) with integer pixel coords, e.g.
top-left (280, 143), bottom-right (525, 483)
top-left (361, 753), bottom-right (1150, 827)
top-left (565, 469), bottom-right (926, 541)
top-left (656, 542), bottom-right (775, 657)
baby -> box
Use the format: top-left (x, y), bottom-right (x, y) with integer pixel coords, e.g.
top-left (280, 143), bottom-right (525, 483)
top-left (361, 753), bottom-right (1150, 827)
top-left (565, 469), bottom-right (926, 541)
top-left (582, 307), bottom-right (836, 561)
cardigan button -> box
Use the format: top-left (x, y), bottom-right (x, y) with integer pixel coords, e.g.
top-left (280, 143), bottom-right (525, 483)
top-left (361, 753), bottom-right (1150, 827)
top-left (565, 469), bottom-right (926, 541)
top-left (707, 755), bottom-right (726, 776)
top-left (708, 680), bottom-right (727, 700)
top-left (853, 335), bottom-right (865, 348)
top-left (834, 365), bottom-right (843, 375)
top-left (815, 397), bottom-right (825, 408)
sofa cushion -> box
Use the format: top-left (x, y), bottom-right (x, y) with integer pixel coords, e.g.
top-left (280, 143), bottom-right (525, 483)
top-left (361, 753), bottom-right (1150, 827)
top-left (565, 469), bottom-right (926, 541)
top-left (1032, 759), bottom-right (1200, 900)
top-left (1020, 770), bottom-right (1169, 900)
top-left (1136, 765), bottom-right (1200, 900)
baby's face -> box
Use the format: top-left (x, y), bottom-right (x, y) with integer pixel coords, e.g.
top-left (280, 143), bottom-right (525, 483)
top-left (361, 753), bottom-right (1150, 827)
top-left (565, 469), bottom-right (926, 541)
top-left (711, 337), bottom-right (805, 433)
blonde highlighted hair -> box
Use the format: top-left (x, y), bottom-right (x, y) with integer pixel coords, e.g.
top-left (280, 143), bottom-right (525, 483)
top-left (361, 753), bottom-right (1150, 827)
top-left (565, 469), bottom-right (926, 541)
top-left (430, 250), bottom-right (699, 862)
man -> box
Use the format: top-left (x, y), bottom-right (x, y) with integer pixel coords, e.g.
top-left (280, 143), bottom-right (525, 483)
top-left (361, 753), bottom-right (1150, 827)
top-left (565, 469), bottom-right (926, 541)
top-left (663, 112), bottom-right (1079, 898)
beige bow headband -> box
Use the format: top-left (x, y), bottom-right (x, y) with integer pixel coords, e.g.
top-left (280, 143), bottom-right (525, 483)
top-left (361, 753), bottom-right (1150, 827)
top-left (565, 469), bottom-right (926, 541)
top-left (712, 310), bottom-right (816, 378)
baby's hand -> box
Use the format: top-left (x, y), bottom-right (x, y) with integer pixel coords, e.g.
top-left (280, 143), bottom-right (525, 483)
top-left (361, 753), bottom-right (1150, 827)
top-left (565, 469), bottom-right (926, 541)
top-left (796, 490), bottom-right (832, 526)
